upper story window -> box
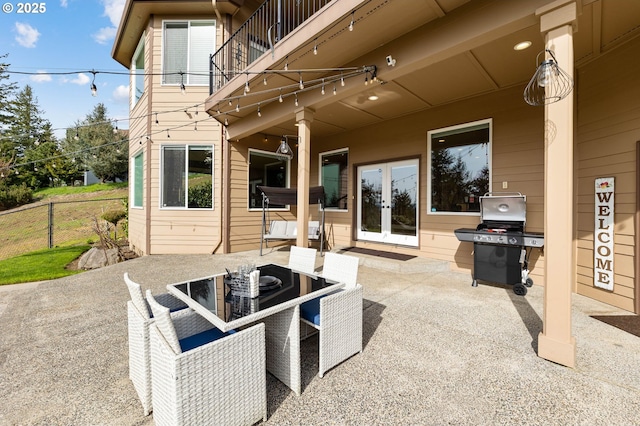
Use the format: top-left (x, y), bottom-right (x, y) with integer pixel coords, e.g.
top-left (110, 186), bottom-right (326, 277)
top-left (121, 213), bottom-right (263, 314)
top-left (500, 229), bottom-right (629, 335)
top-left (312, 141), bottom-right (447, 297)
top-left (319, 148), bottom-right (348, 211)
top-left (163, 20), bottom-right (215, 86)
top-left (427, 119), bottom-right (491, 214)
top-left (131, 35), bottom-right (145, 107)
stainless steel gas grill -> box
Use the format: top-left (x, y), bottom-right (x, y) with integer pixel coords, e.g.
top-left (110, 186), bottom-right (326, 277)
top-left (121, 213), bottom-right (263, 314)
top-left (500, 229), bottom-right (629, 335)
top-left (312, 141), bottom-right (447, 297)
top-left (454, 192), bottom-right (544, 296)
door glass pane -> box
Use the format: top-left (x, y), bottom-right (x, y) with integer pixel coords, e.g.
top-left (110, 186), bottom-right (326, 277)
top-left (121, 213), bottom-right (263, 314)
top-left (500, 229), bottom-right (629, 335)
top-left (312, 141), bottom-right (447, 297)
top-left (390, 163), bottom-right (417, 237)
top-left (360, 168), bottom-right (382, 233)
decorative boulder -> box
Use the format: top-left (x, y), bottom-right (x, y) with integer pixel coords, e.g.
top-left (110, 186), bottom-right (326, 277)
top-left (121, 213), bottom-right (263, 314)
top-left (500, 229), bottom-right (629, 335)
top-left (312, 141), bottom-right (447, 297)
top-left (78, 247), bottom-right (120, 270)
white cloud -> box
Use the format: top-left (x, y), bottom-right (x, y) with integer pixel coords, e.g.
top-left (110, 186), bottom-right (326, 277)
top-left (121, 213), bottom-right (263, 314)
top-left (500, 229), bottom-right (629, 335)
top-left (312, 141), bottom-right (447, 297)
top-left (64, 73), bottom-right (91, 85)
top-left (60, 0), bottom-right (68, 7)
top-left (92, 0), bottom-right (125, 44)
top-left (14, 22), bottom-right (41, 48)
top-left (93, 26), bottom-right (117, 45)
top-left (113, 85), bottom-right (129, 103)
top-left (30, 71), bottom-right (52, 83)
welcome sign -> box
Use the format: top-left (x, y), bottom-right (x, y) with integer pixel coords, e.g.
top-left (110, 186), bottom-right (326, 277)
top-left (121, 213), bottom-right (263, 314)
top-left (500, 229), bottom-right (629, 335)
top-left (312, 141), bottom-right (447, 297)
top-left (594, 177), bottom-right (614, 291)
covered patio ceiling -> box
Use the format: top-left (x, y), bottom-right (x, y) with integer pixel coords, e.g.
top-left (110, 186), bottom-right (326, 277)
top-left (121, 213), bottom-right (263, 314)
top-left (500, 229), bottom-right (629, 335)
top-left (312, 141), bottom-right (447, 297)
top-left (205, 0), bottom-right (640, 140)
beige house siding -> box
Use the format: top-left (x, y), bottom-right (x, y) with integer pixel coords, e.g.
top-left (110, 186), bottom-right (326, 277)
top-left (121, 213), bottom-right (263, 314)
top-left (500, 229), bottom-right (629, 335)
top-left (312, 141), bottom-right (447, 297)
top-left (127, 14), bottom-right (224, 255)
top-left (575, 35), bottom-right (640, 312)
top-left (225, 85), bottom-right (547, 283)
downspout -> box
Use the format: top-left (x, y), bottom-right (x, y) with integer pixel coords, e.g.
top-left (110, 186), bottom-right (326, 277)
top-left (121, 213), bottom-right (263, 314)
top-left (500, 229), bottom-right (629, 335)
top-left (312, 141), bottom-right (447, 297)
top-left (144, 16), bottom-right (154, 255)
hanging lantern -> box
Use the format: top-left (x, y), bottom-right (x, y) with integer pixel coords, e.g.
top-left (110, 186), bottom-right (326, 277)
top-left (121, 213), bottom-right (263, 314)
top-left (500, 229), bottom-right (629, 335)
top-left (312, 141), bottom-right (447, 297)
top-left (523, 49), bottom-right (573, 106)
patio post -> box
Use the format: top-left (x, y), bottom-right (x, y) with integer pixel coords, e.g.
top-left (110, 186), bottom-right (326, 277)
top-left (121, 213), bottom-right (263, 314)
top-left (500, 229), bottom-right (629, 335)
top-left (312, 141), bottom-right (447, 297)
top-left (536, 0), bottom-right (577, 368)
top-left (295, 107), bottom-right (314, 249)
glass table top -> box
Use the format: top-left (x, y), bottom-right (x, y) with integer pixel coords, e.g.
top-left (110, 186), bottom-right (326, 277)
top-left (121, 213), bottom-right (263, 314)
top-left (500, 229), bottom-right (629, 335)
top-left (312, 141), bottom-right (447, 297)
top-left (170, 263), bottom-right (337, 323)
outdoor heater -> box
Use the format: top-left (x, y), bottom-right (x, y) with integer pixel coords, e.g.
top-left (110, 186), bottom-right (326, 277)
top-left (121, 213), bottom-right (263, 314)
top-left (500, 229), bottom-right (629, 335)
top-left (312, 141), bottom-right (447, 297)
top-left (454, 192), bottom-right (544, 296)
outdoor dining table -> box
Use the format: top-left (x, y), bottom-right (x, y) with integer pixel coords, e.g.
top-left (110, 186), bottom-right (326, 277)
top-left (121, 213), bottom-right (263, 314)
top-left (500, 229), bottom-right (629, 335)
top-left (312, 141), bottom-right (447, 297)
top-left (166, 263), bottom-right (343, 396)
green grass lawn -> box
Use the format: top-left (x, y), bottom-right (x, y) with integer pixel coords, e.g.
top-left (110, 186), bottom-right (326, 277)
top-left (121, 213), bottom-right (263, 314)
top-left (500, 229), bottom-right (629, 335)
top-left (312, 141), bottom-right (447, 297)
top-left (0, 245), bottom-right (90, 285)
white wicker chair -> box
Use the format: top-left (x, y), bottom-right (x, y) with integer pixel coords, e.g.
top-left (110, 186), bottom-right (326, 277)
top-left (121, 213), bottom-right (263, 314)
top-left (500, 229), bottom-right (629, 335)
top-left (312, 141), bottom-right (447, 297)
top-left (300, 252), bottom-right (363, 377)
top-left (146, 290), bottom-right (267, 426)
top-left (124, 272), bottom-right (191, 416)
top-left (288, 245), bottom-right (317, 275)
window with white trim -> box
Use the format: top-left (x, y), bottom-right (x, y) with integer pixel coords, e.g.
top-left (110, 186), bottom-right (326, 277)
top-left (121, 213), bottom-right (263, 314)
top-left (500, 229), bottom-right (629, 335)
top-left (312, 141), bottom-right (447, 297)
top-left (161, 145), bottom-right (213, 209)
top-left (319, 148), bottom-right (348, 210)
top-left (131, 35), bottom-right (145, 107)
top-left (248, 149), bottom-right (290, 210)
top-left (163, 20), bottom-right (215, 85)
top-left (131, 150), bottom-right (143, 208)
top-left (427, 119), bottom-right (491, 214)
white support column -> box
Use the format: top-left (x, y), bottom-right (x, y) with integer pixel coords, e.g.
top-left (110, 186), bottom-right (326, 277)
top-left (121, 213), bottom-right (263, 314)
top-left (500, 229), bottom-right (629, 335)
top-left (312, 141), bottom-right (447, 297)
top-left (295, 107), bottom-right (314, 249)
top-left (536, 0), bottom-right (577, 368)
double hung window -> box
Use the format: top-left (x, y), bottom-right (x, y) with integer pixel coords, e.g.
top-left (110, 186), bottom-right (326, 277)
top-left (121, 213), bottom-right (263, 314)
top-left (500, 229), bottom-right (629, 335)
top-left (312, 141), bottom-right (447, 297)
top-left (161, 145), bottom-right (213, 209)
top-left (163, 21), bottom-right (215, 85)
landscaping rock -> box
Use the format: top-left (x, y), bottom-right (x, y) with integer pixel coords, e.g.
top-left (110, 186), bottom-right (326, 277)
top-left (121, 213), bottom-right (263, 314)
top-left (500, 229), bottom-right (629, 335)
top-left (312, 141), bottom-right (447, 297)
top-left (77, 247), bottom-right (120, 270)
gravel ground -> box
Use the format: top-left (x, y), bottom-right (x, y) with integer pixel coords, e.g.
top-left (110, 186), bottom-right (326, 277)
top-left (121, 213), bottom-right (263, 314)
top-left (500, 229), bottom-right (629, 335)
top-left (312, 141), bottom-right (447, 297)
top-left (1, 248), bottom-right (639, 425)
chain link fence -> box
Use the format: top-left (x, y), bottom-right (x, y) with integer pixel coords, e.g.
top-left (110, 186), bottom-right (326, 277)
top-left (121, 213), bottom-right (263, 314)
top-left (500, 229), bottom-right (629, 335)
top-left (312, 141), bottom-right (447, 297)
top-left (0, 198), bottom-right (125, 261)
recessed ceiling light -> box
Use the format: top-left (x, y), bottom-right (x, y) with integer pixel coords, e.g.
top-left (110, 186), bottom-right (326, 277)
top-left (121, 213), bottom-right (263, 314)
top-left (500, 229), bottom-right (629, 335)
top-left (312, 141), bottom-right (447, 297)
top-left (368, 95), bottom-right (379, 101)
top-left (514, 41), bottom-right (532, 51)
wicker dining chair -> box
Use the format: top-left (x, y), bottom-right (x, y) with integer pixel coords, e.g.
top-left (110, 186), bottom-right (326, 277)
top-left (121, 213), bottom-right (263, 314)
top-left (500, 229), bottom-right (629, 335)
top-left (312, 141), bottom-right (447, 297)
top-left (288, 245), bottom-right (317, 275)
top-left (300, 252), bottom-right (363, 377)
top-left (146, 290), bottom-right (267, 426)
top-left (124, 272), bottom-right (194, 416)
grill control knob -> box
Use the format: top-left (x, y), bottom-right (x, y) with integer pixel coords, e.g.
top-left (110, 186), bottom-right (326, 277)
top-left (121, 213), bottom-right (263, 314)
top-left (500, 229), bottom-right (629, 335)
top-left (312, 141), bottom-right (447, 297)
top-left (508, 237), bottom-right (518, 245)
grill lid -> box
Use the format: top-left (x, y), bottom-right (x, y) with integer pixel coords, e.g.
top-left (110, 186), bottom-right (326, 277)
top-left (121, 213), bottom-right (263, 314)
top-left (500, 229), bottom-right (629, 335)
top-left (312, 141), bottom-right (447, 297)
top-left (480, 192), bottom-right (526, 223)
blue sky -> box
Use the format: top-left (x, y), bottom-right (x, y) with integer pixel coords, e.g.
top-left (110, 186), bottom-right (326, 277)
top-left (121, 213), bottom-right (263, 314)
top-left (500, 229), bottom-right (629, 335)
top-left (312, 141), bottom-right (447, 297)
top-left (0, 0), bottom-right (129, 139)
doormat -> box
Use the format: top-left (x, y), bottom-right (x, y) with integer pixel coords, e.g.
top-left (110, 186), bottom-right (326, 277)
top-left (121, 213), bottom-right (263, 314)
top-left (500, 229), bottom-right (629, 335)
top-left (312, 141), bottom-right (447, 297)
top-left (341, 247), bottom-right (416, 261)
top-left (591, 315), bottom-right (640, 338)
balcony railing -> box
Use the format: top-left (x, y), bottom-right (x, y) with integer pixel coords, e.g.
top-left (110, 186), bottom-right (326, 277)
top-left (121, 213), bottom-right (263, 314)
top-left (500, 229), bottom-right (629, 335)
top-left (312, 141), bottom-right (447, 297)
top-left (209, 0), bottom-right (332, 94)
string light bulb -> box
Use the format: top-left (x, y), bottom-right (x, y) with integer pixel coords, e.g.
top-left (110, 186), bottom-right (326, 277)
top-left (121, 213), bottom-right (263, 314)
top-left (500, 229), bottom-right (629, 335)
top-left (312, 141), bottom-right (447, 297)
top-left (235, 101), bottom-right (240, 113)
top-left (299, 73), bottom-right (304, 90)
top-left (257, 104), bottom-right (262, 117)
top-left (180, 72), bottom-right (186, 95)
top-left (313, 39), bottom-right (318, 55)
top-left (284, 57), bottom-right (289, 71)
top-left (279, 89), bottom-right (283, 103)
top-left (155, 113), bottom-right (159, 125)
top-left (349, 11), bottom-right (354, 31)
top-left (321, 79), bottom-right (325, 95)
top-left (113, 120), bottom-right (118, 134)
top-left (294, 92), bottom-right (299, 107)
top-left (90, 70), bottom-right (98, 97)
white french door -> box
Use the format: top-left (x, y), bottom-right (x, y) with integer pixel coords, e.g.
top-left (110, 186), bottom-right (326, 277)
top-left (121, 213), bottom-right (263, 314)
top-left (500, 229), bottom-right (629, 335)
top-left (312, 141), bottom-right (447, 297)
top-left (357, 159), bottom-right (419, 246)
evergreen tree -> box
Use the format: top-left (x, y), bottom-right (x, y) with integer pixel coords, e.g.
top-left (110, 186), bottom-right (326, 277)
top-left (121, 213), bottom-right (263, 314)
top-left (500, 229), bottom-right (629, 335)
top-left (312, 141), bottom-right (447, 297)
top-left (0, 54), bottom-right (18, 179)
top-left (4, 85), bottom-right (75, 188)
top-left (62, 104), bottom-right (128, 183)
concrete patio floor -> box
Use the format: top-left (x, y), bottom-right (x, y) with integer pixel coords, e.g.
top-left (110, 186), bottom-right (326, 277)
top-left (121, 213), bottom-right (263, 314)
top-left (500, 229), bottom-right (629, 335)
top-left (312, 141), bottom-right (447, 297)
top-left (1, 248), bottom-right (639, 425)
